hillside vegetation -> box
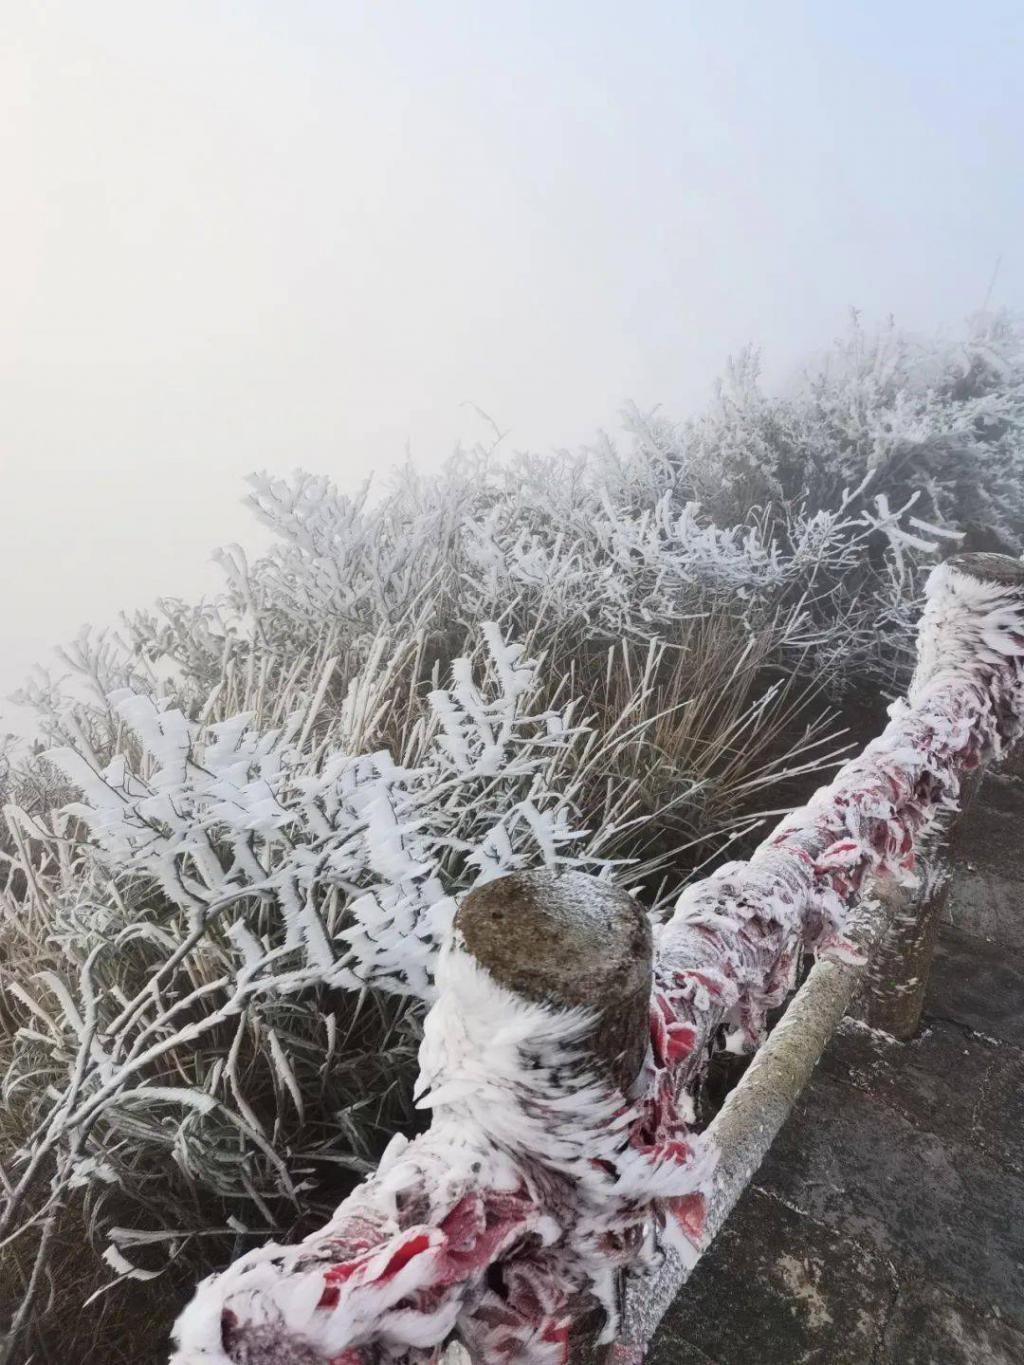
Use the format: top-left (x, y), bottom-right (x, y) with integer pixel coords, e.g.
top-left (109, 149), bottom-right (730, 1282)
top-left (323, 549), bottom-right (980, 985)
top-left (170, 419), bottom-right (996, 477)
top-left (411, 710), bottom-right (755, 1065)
top-left (1, 312), bottom-right (1022, 1362)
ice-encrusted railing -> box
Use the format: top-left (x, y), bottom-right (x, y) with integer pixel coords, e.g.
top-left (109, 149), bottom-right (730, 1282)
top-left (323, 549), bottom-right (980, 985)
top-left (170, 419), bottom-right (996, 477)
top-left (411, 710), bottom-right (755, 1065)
top-left (170, 553), bottom-right (1024, 1365)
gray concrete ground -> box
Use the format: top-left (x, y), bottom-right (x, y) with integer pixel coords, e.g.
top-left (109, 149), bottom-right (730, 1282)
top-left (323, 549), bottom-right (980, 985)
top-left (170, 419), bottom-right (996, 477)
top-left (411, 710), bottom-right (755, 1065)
top-left (651, 761), bottom-right (1024, 1365)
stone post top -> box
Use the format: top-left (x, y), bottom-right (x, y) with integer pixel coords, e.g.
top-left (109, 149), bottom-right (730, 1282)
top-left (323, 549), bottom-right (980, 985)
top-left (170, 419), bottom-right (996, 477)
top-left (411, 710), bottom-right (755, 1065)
top-left (455, 870), bottom-right (652, 1011)
top-left (455, 870), bottom-right (654, 1091)
top-left (945, 552), bottom-right (1024, 586)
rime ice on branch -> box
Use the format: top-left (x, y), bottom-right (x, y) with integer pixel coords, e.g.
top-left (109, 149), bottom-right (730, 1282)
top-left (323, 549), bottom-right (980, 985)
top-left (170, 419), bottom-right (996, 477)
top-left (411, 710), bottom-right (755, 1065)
top-left (171, 553), bottom-right (1024, 1365)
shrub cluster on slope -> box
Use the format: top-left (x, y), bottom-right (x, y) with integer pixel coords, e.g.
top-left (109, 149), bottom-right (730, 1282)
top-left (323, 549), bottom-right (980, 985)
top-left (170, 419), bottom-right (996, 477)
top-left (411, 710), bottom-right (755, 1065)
top-left (1, 312), bottom-right (1022, 1363)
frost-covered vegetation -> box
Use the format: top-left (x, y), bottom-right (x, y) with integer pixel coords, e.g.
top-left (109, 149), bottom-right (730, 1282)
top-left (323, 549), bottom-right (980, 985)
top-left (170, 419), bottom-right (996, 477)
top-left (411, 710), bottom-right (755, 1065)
top-left (1, 312), bottom-right (1023, 1362)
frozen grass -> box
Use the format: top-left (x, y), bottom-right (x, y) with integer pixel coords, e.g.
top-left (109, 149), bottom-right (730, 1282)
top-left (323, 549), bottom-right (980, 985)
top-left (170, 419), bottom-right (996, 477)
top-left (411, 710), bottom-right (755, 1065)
top-left (1, 311), bottom-right (1023, 1361)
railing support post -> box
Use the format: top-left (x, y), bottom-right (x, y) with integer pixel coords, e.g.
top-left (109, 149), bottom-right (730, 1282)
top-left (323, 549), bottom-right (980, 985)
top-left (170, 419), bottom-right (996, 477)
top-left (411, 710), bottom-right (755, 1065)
top-left (859, 806), bottom-right (962, 1040)
top-left (454, 870), bottom-right (654, 1362)
top-left (455, 871), bottom-right (653, 1097)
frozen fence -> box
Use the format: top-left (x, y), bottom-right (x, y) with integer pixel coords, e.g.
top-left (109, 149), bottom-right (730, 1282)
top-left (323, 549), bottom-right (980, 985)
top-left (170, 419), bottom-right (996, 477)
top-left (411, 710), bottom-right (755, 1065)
top-left (170, 552), bottom-right (1024, 1365)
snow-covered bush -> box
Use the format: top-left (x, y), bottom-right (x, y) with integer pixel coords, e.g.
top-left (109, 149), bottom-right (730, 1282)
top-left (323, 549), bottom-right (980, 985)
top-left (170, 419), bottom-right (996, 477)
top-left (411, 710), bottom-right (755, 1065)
top-left (674, 311), bottom-right (1024, 535)
top-left (2, 311), bottom-right (1022, 1361)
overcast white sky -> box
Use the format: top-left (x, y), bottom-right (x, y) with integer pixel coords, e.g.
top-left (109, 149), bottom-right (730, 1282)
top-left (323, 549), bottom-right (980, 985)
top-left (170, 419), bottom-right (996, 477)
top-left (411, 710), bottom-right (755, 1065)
top-left (2, 1), bottom-right (1022, 726)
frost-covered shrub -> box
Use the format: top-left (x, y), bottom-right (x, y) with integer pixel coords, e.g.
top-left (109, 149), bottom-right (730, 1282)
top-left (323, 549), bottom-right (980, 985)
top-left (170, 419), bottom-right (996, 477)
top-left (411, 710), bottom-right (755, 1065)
top-left (668, 311), bottom-right (1024, 537)
top-left (1, 613), bottom-right (838, 1355)
top-left (2, 310), bottom-right (1022, 1361)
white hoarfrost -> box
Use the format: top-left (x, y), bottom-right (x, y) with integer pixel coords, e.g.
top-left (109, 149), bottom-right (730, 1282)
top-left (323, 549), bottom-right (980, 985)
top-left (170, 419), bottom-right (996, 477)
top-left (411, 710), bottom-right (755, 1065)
top-left (46, 629), bottom-right (601, 1004)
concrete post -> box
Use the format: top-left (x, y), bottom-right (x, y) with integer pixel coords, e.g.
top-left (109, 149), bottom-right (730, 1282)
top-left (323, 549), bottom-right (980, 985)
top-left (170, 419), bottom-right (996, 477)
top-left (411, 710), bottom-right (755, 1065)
top-left (455, 870), bottom-right (654, 1095)
top-left (859, 811), bottom-right (960, 1040)
top-left (455, 870), bottom-right (654, 1362)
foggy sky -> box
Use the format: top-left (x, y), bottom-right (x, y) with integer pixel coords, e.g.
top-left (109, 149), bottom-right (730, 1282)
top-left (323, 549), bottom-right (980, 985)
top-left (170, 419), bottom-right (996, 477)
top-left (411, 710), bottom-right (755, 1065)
top-left (2, 0), bottom-right (1022, 728)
